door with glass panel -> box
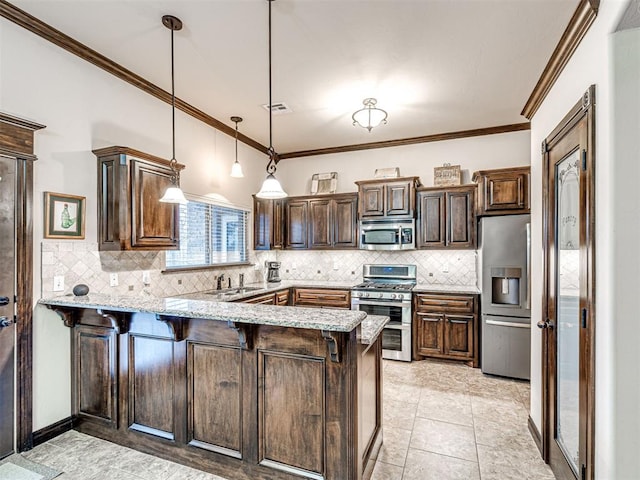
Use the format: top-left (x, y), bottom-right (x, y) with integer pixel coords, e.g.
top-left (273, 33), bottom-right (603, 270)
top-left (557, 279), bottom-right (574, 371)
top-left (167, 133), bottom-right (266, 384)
top-left (540, 86), bottom-right (595, 480)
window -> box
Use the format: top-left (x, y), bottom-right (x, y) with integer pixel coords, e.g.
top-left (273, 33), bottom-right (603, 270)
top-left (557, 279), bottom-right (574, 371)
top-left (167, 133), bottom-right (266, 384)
top-left (166, 196), bottom-right (249, 269)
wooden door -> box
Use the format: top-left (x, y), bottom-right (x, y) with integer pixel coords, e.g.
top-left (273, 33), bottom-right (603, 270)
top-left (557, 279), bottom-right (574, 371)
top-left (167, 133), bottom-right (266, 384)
top-left (285, 200), bottom-right (308, 249)
top-left (0, 157), bottom-right (15, 458)
top-left (308, 198), bottom-right (332, 249)
top-left (332, 194), bottom-right (358, 248)
top-left (541, 86), bottom-right (595, 480)
top-left (385, 180), bottom-right (412, 216)
top-left (359, 184), bottom-right (385, 217)
top-left (130, 159), bottom-right (179, 249)
top-left (447, 188), bottom-right (475, 248)
top-left (417, 191), bottom-right (446, 248)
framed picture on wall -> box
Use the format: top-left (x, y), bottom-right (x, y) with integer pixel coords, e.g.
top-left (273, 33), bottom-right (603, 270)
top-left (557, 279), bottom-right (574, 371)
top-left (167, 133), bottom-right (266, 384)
top-left (44, 192), bottom-right (86, 239)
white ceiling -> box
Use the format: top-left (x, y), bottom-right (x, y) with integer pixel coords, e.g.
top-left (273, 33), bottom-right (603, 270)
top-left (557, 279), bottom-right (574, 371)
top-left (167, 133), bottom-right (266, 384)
top-left (12, 0), bottom-right (579, 154)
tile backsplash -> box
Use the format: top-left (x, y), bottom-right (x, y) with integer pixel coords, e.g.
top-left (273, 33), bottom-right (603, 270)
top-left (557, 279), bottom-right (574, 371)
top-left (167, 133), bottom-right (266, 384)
top-left (41, 242), bottom-right (476, 299)
top-left (276, 250), bottom-right (477, 285)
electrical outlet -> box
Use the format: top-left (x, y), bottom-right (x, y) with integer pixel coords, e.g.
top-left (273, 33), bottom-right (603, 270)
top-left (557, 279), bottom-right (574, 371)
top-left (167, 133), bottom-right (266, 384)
top-left (53, 275), bottom-right (64, 292)
top-left (442, 263), bottom-right (449, 273)
top-left (109, 273), bottom-right (119, 287)
top-left (142, 271), bottom-right (151, 285)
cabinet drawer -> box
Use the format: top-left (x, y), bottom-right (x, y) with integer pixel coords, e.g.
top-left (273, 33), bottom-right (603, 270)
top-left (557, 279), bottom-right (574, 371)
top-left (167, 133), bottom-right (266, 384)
top-left (275, 289), bottom-right (290, 306)
top-left (293, 288), bottom-right (351, 309)
top-left (414, 294), bottom-right (474, 313)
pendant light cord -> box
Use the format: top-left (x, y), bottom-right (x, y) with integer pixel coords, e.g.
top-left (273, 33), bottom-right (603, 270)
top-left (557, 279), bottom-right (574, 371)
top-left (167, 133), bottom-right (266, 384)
top-left (171, 26), bottom-right (176, 164)
top-left (266, 0), bottom-right (276, 175)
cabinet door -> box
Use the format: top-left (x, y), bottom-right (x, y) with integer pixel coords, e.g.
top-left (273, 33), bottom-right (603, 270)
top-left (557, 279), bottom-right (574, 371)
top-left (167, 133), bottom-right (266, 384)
top-left (483, 171), bottom-right (528, 212)
top-left (286, 200), bottom-right (308, 249)
top-left (293, 288), bottom-right (351, 309)
top-left (385, 180), bottom-right (413, 216)
top-left (415, 312), bottom-right (444, 356)
top-left (417, 191), bottom-right (446, 248)
top-left (359, 185), bottom-right (385, 217)
top-left (308, 199), bottom-right (332, 249)
top-left (272, 199), bottom-right (285, 249)
top-left (444, 314), bottom-right (474, 359)
top-left (130, 160), bottom-right (179, 249)
top-left (243, 292), bottom-right (276, 305)
top-left (332, 195), bottom-right (358, 248)
top-left (253, 197), bottom-right (273, 250)
top-left (446, 189), bottom-right (475, 248)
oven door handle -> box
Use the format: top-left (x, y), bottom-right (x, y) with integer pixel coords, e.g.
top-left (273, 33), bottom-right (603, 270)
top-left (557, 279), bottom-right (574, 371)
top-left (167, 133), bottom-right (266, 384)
top-left (352, 299), bottom-right (411, 309)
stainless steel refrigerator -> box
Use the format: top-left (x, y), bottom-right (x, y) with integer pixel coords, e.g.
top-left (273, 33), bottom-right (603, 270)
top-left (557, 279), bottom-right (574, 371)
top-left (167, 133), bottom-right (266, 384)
top-left (479, 214), bottom-right (531, 380)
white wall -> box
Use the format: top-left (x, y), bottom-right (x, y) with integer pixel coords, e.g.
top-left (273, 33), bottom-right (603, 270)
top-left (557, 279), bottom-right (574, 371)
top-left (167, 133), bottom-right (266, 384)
top-left (528, 1), bottom-right (630, 478)
top-left (0, 20), bottom-right (267, 429)
top-left (277, 130), bottom-right (530, 196)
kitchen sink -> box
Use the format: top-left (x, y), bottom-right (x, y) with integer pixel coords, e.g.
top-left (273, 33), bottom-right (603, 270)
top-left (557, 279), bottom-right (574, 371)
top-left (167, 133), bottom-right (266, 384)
top-left (203, 286), bottom-right (264, 296)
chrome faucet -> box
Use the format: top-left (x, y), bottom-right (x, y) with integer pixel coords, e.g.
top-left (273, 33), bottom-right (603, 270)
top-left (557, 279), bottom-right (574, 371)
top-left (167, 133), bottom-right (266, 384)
top-left (216, 274), bottom-right (225, 290)
top-left (239, 273), bottom-right (245, 288)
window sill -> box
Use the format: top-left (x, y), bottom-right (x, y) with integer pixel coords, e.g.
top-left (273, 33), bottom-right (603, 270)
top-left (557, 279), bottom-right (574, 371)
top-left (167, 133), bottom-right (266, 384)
top-left (162, 262), bottom-right (253, 274)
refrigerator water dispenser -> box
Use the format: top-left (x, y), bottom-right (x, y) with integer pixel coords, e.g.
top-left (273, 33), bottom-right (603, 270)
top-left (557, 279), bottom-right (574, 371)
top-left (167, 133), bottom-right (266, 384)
top-left (490, 267), bottom-right (521, 306)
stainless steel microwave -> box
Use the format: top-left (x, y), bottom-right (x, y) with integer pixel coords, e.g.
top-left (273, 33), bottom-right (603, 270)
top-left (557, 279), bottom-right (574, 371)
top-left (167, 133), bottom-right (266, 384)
top-left (359, 219), bottom-right (415, 250)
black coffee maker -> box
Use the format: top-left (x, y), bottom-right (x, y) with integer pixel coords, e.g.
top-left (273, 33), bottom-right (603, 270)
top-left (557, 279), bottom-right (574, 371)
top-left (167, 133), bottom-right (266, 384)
top-left (266, 261), bottom-right (281, 283)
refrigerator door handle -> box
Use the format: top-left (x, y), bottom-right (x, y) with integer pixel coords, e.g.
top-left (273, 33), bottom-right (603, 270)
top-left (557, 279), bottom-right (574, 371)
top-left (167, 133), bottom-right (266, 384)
top-left (485, 319), bottom-right (531, 329)
top-left (525, 222), bottom-right (531, 310)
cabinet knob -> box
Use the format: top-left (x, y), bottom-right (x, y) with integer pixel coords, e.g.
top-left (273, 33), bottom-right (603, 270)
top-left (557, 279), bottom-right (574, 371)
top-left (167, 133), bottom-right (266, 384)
top-left (0, 316), bottom-right (13, 328)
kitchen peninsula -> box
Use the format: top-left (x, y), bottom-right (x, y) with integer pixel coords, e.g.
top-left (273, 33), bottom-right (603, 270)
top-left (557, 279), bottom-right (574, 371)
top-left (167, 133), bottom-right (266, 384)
top-left (39, 293), bottom-right (386, 480)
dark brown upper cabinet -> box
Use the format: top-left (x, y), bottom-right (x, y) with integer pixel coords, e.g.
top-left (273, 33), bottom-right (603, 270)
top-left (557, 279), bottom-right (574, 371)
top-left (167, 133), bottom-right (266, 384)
top-left (253, 196), bottom-right (285, 250)
top-left (94, 146), bottom-right (183, 251)
top-left (286, 193), bottom-right (358, 250)
top-left (472, 166), bottom-right (530, 216)
top-left (416, 185), bottom-right (476, 249)
top-left (355, 177), bottom-right (420, 219)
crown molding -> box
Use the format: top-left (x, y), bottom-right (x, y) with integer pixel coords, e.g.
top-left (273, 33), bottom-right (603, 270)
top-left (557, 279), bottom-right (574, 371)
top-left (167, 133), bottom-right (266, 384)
top-left (521, 0), bottom-right (599, 120)
top-left (278, 122), bottom-right (531, 160)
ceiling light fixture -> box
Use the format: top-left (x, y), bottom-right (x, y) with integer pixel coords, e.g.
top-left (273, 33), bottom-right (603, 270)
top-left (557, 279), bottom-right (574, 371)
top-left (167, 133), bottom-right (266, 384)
top-left (256, 0), bottom-right (288, 199)
top-left (159, 14), bottom-right (188, 205)
top-left (352, 97), bottom-right (388, 132)
top-left (230, 116), bottom-right (244, 178)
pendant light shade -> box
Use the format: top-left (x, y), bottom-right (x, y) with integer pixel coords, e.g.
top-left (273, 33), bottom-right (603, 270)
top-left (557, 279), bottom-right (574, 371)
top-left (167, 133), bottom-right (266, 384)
top-left (159, 14), bottom-right (188, 205)
top-left (230, 116), bottom-right (244, 178)
top-left (256, 0), bottom-right (288, 200)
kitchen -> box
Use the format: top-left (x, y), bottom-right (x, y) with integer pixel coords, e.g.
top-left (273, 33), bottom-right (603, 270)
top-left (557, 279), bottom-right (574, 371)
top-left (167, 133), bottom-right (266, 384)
top-left (0, 0), bottom-right (639, 479)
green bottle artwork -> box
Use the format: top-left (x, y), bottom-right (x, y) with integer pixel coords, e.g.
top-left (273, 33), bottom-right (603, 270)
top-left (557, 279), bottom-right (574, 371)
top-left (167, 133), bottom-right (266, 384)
top-left (61, 203), bottom-right (76, 229)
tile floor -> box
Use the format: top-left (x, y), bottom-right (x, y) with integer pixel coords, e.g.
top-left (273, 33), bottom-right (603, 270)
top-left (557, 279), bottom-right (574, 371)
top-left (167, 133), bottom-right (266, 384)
top-left (22, 359), bottom-right (555, 480)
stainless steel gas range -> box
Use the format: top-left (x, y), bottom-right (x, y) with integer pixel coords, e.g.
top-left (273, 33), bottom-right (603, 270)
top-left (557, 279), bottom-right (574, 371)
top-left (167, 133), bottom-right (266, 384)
top-left (351, 264), bottom-right (416, 362)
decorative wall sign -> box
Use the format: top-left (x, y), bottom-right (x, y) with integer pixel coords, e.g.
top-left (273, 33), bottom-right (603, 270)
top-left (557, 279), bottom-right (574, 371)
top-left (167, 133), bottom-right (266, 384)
top-left (44, 192), bottom-right (85, 239)
top-left (434, 163), bottom-right (461, 186)
top-left (374, 167), bottom-right (400, 178)
top-left (310, 172), bottom-right (337, 194)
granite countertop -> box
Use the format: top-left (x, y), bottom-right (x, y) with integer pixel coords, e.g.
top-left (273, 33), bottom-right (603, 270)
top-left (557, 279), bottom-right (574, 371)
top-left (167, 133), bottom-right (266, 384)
top-left (413, 283), bottom-right (480, 294)
top-left (38, 292), bottom-right (366, 333)
top-left (359, 315), bottom-right (389, 345)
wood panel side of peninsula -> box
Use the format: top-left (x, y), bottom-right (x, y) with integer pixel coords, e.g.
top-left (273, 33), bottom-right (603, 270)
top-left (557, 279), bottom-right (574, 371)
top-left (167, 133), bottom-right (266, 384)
top-left (54, 307), bottom-right (382, 480)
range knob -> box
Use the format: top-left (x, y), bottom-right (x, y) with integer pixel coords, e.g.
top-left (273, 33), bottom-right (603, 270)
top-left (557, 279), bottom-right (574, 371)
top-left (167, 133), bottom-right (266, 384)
top-left (391, 293), bottom-right (397, 299)
top-left (363, 292), bottom-right (369, 298)
top-left (378, 293), bottom-right (384, 298)
top-left (398, 294), bottom-right (404, 300)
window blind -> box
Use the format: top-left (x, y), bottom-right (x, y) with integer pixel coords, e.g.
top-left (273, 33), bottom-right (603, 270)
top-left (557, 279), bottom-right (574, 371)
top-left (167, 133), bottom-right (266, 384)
top-left (166, 197), bottom-right (248, 269)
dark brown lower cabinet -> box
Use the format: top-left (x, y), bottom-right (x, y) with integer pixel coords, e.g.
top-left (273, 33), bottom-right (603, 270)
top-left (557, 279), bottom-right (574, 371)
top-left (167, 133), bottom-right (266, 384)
top-left (57, 307), bottom-right (381, 480)
top-left (413, 293), bottom-right (479, 367)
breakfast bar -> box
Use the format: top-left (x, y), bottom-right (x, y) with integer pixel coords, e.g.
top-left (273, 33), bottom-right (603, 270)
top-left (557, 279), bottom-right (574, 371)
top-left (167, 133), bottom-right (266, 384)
top-left (39, 294), bottom-right (387, 480)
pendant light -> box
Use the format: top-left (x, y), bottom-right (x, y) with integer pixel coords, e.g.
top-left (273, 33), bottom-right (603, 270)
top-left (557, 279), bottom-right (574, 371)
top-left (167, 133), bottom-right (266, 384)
top-left (230, 116), bottom-right (244, 178)
top-left (256, 0), bottom-right (288, 199)
top-left (159, 14), bottom-right (188, 205)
